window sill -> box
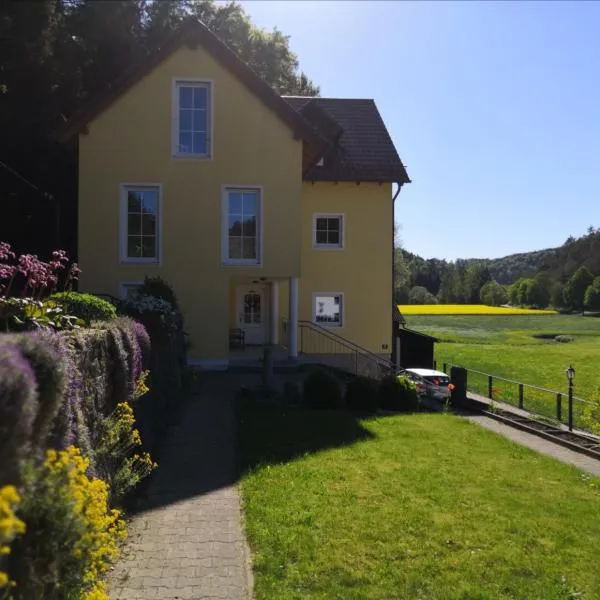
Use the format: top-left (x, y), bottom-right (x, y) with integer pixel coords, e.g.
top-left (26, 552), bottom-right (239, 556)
top-left (172, 152), bottom-right (212, 161)
top-left (313, 322), bottom-right (344, 329)
top-left (313, 244), bottom-right (344, 251)
top-left (222, 260), bottom-right (262, 267)
top-left (120, 258), bottom-right (160, 266)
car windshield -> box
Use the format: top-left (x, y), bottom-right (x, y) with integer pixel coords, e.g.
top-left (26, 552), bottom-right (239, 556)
top-left (424, 376), bottom-right (449, 386)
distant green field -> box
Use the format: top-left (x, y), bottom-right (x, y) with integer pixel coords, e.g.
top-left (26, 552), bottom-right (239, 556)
top-left (405, 314), bottom-right (600, 426)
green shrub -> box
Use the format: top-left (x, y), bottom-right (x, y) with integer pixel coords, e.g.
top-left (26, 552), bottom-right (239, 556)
top-left (302, 369), bottom-right (343, 410)
top-left (137, 276), bottom-right (180, 311)
top-left (51, 292), bottom-right (117, 325)
top-left (282, 380), bottom-right (301, 405)
top-left (379, 374), bottom-right (419, 412)
top-left (345, 376), bottom-right (379, 413)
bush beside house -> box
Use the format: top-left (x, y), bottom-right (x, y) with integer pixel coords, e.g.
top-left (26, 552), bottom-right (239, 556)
top-left (0, 243), bottom-right (187, 599)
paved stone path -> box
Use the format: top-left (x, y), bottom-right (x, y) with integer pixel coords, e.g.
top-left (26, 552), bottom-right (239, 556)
top-left (109, 373), bottom-right (253, 600)
top-left (465, 414), bottom-right (600, 477)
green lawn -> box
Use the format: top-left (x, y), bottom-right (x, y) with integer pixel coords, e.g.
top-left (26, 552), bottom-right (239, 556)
top-left (238, 401), bottom-right (600, 600)
top-left (405, 314), bottom-right (600, 425)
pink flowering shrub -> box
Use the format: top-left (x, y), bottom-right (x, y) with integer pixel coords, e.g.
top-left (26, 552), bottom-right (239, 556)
top-left (0, 243), bottom-right (82, 332)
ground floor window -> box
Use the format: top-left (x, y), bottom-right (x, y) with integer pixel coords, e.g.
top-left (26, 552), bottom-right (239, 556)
top-left (313, 292), bottom-right (344, 327)
top-left (119, 281), bottom-right (142, 300)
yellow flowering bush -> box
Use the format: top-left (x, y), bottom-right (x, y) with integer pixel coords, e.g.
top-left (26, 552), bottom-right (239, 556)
top-left (94, 373), bottom-right (157, 504)
top-left (9, 447), bottom-right (126, 600)
top-left (0, 485), bottom-right (25, 591)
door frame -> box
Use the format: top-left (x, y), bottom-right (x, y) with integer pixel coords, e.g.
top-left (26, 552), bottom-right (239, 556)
top-left (236, 284), bottom-right (269, 345)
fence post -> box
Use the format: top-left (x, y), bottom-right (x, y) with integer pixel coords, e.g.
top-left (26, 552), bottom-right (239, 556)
top-left (443, 362), bottom-right (447, 374)
top-left (518, 384), bottom-right (524, 409)
top-left (488, 375), bottom-right (493, 399)
top-left (568, 384), bottom-right (574, 431)
top-left (433, 360), bottom-right (437, 370)
top-left (556, 393), bottom-right (562, 421)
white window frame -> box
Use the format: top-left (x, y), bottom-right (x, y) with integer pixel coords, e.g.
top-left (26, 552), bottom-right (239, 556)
top-left (221, 185), bottom-right (263, 267)
top-left (313, 213), bottom-right (344, 250)
top-left (312, 292), bottom-right (344, 328)
top-left (119, 183), bottom-right (162, 265)
top-left (119, 281), bottom-right (143, 300)
top-left (171, 78), bottom-right (213, 159)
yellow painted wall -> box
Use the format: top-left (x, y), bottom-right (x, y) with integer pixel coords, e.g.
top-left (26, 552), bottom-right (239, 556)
top-left (298, 182), bottom-right (393, 356)
top-left (78, 44), bottom-right (303, 361)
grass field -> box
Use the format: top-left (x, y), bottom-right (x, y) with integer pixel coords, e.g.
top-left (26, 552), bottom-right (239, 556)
top-left (405, 313), bottom-right (600, 425)
top-left (238, 401), bottom-right (600, 600)
top-left (399, 304), bottom-right (557, 315)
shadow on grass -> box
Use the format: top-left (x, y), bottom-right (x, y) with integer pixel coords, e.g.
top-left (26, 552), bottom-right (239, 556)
top-left (236, 398), bottom-right (377, 475)
top-left (126, 372), bottom-right (420, 517)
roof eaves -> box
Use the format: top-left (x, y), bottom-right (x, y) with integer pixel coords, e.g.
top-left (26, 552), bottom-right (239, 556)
top-left (55, 19), bottom-right (324, 146)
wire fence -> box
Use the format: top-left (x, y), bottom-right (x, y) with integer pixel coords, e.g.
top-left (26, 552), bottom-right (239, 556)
top-left (434, 360), bottom-right (592, 432)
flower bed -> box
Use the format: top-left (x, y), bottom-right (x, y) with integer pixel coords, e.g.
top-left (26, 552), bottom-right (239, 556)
top-left (0, 245), bottom-right (188, 599)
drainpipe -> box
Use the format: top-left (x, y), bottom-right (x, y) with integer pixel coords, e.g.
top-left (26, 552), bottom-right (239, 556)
top-left (392, 181), bottom-right (403, 364)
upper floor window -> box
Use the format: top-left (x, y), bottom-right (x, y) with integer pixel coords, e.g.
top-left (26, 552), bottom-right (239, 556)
top-left (120, 185), bottom-right (161, 264)
top-left (313, 213), bottom-right (344, 249)
top-left (172, 80), bottom-right (211, 158)
top-left (222, 188), bottom-right (261, 266)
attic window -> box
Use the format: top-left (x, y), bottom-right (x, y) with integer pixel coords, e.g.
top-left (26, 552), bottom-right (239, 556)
top-left (172, 80), bottom-right (212, 158)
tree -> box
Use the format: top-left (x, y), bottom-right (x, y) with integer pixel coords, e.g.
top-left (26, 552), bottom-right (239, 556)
top-left (550, 281), bottom-right (566, 308)
top-left (408, 286), bottom-right (438, 305)
top-left (464, 263), bottom-right (491, 304)
top-left (526, 277), bottom-right (550, 308)
top-left (0, 0), bottom-right (318, 257)
top-left (480, 280), bottom-right (508, 306)
top-left (507, 279), bottom-right (524, 305)
top-left (518, 279), bottom-right (533, 306)
top-left (584, 277), bottom-right (600, 311)
top-left (565, 266), bottom-right (595, 311)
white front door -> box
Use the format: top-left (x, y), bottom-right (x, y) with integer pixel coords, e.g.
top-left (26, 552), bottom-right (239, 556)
top-left (237, 285), bottom-right (267, 345)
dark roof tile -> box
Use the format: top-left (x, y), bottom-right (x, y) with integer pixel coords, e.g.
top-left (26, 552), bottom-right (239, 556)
top-left (283, 96), bottom-right (410, 183)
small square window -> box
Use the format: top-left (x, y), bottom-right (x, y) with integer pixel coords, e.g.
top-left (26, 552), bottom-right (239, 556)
top-left (313, 293), bottom-right (344, 328)
top-left (313, 214), bottom-right (343, 249)
top-left (119, 282), bottom-right (142, 300)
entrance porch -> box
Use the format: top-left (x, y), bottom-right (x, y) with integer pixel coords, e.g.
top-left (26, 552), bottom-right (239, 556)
top-left (228, 276), bottom-right (299, 361)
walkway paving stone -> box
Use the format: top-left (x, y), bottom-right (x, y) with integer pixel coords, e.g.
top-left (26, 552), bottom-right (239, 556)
top-left (109, 373), bottom-right (254, 600)
top-left (465, 414), bottom-right (600, 477)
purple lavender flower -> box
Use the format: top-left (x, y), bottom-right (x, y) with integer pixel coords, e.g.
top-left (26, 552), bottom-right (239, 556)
top-left (0, 242), bottom-right (15, 261)
top-left (0, 342), bottom-right (37, 486)
top-left (131, 320), bottom-right (151, 371)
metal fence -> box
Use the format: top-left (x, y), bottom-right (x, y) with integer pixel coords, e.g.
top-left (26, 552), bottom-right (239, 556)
top-left (435, 360), bottom-right (592, 432)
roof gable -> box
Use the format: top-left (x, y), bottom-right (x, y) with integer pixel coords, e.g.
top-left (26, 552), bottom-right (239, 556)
top-left (284, 96), bottom-right (410, 184)
top-left (56, 19), bottom-right (323, 147)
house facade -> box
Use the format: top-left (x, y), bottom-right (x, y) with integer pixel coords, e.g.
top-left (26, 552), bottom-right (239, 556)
top-left (59, 20), bottom-right (410, 369)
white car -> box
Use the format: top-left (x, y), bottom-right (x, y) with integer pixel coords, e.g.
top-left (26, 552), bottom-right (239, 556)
top-left (398, 368), bottom-right (453, 401)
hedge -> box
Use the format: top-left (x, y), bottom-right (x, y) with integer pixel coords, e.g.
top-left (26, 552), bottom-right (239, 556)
top-left (0, 292), bottom-right (188, 598)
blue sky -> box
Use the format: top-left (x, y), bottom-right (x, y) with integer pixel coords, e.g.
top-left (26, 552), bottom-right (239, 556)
top-left (239, 0), bottom-right (600, 261)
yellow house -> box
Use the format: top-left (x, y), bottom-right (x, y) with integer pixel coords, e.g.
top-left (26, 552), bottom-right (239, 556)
top-left (58, 19), bottom-right (410, 371)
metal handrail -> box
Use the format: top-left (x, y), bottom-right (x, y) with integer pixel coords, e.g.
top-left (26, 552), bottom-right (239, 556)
top-left (298, 320), bottom-right (397, 369)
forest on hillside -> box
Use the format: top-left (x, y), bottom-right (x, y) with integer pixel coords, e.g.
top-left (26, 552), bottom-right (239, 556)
top-left (0, 0), bottom-right (318, 258)
top-left (396, 226), bottom-right (600, 310)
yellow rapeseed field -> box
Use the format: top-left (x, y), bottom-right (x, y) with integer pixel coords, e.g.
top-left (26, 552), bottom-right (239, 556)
top-left (398, 304), bottom-right (558, 316)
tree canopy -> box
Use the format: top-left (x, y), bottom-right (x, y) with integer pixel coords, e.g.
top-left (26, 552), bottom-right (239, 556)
top-left (0, 0), bottom-right (318, 257)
